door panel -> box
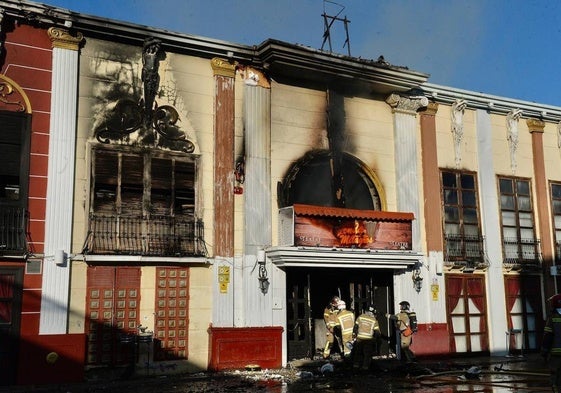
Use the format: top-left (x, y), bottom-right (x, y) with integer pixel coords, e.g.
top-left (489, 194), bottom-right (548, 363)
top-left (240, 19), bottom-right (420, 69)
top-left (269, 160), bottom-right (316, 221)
top-left (286, 276), bottom-right (311, 360)
top-left (0, 267), bottom-right (23, 386)
top-left (86, 266), bottom-right (141, 365)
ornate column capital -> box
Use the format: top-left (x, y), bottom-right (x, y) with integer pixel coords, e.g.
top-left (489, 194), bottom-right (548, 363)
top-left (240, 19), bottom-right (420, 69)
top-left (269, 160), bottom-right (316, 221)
top-left (420, 101), bottom-right (439, 116)
top-left (386, 93), bottom-right (428, 115)
top-left (48, 27), bottom-right (83, 50)
top-left (211, 57), bottom-right (237, 78)
top-left (526, 118), bottom-right (545, 134)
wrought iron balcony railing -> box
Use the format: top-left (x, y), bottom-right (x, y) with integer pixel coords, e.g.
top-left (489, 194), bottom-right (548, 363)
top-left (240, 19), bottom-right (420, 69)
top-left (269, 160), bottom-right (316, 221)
top-left (503, 237), bottom-right (541, 269)
top-left (0, 206), bottom-right (28, 255)
top-left (444, 234), bottom-right (485, 262)
top-left (86, 213), bottom-right (207, 257)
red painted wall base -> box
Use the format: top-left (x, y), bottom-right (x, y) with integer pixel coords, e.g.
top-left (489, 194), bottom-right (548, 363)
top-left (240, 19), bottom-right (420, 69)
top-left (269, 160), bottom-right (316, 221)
top-left (411, 323), bottom-right (450, 356)
top-left (208, 326), bottom-right (283, 371)
top-left (17, 334), bottom-right (86, 385)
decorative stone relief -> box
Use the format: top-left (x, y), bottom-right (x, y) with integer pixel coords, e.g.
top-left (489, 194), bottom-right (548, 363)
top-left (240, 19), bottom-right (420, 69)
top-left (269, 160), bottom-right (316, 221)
top-left (47, 27), bottom-right (84, 50)
top-left (385, 93), bottom-right (428, 115)
top-left (557, 121), bottom-right (561, 154)
top-left (0, 74), bottom-right (30, 113)
top-left (451, 99), bottom-right (467, 168)
top-left (93, 37), bottom-right (196, 153)
top-left (239, 65), bottom-right (270, 89)
top-left (506, 109), bottom-right (523, 173)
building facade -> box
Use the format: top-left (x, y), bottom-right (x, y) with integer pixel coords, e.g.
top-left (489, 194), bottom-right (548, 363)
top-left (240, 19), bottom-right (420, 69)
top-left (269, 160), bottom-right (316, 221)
top-left (1, 0), bottom-right (560, 386)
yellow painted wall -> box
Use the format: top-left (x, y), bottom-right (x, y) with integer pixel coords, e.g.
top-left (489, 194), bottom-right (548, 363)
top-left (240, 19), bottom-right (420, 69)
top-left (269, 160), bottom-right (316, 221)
top-left (71, 38), bottom-right (214, 370)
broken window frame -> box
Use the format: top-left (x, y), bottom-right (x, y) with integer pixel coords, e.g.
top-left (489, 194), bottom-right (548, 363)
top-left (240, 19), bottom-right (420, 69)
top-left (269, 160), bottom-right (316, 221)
top-left (87, 145), bottom-right (201, 256)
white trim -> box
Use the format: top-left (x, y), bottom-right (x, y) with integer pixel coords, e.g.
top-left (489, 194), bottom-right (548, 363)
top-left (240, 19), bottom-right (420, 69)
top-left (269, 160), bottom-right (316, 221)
top-left (266, 246), bottom-right (421, 269)
top-left (83, 255), bottom-right (211, 264)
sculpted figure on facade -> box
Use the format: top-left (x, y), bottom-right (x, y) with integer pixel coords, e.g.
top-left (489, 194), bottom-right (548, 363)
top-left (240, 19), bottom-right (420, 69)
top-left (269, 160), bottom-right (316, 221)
top-left (451, 99), bottom-right (467, 168)
top-left (142, 37), bottom-right (164, 128)
top-left (557, 121), bottom-right (561, 154)
top-left (506, 109), bottom-right (523, 173)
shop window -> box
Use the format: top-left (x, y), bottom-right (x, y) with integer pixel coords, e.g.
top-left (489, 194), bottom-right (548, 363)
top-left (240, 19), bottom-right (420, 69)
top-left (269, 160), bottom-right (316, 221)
top-left (499, 176), bottom-right (540, 267)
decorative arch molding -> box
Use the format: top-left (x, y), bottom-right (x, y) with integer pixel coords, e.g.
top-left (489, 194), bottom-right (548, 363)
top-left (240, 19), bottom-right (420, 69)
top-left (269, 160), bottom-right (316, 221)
top-left (278, 149), bottom-right (386, 211)
top-left (0, 74), bottom-right (32, 114)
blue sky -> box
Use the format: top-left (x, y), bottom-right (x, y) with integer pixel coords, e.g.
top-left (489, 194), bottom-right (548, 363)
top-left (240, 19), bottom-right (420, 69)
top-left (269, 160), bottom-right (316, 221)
top-left (43, 0), bottom-right (561, 107)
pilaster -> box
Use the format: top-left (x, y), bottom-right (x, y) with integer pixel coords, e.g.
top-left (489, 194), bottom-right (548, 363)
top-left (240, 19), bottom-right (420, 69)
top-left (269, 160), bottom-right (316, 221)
top-left (211, 57), bottom-right (236, 258)
top-left (40, 28), bottom-right (83, 334)
top-left (527, 118), bottom-right (555, 298)
top-left (386, 93), bottom-right (428, 251)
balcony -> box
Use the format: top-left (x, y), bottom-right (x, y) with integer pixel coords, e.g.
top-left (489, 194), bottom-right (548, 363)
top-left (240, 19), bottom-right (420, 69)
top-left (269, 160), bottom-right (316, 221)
top-left (0, 206), bottom-right (28, 256)
top-left (85, 213), bottom-right (207, 257)
top-left (445, 234), bottom-right (484, 258)
top-left (503, 237), bottom-right (541, 271)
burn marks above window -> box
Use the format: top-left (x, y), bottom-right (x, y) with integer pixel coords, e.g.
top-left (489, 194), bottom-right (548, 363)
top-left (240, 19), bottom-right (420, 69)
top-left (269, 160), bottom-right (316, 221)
top-left (93, 37), bottom-right (195, 153)
top-left (278, 150), bottom-right (382, 211)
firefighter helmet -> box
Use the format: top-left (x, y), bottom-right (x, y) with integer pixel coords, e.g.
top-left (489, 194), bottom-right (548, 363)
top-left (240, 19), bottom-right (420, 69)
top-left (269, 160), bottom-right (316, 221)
top-left (399, 301), bottom-right (410, 310)
top-left (337, 300), bottom-right (347, 310)
top-left (330, 296), bottom-right (340, 307)
top-left (549, 294), bottom-right (561, 309)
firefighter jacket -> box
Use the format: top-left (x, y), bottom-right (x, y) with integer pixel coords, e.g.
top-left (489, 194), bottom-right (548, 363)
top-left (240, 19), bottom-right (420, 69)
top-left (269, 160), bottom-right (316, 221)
top-left (324, 306), bottom-right (339, 331)
top-left (337, 309), bottom-right (355, 337)
top-left (396, 310), bottom-right (411, 333)
top-left (542, 310), bottom-right (561, 356)
top-left (354, 312), bottom-right (380, 340)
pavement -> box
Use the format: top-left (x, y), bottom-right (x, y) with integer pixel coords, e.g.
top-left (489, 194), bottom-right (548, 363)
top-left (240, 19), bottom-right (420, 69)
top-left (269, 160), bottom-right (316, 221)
top-left (0, 351), bottom-right (553, 392)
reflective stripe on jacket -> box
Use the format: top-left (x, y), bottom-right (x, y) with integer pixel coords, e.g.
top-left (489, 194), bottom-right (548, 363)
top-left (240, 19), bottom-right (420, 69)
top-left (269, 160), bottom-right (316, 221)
top-left (355, 313), bottom-right (379, 340)
top-left (543, 313), bottom-right (561, 355)
top-left (337, 310), bottom-right (355, 335)
top-left (324, 307), bottom-right (339, 329)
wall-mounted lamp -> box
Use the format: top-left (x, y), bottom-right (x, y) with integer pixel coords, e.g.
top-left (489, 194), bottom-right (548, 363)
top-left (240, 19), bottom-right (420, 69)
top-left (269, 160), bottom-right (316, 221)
top-left (412, 267), bottom-right (423, 293)
top-left (257, 250), bottom-right (269, 294)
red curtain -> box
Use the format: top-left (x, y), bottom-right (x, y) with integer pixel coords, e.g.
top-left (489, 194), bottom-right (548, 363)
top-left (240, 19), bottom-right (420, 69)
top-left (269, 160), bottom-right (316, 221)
top-left (446, 276), bottom-right (464, 352)
top-left (505, 276), bottom-right (521, 330)
top-left (467, 277), bottom-right (487, 350)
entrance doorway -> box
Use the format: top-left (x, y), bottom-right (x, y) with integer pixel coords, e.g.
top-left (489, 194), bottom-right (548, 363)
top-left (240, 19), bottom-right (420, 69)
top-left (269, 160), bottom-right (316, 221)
top-left (286, 267), bottom-right (393, 360)
top-left (86, 266), bottom-right (141, 366)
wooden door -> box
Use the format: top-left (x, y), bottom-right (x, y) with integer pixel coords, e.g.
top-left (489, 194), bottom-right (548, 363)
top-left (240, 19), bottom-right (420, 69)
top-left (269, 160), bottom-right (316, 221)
top-left (86, 266), bottom-right (141, 365)
top-left (0, 267), bottom-right (22, 385)
top-left (286, 274), bottom-right (312, 360)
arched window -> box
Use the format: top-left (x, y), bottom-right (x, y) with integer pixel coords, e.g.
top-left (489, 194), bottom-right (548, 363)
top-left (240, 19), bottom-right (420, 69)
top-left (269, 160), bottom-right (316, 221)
top-left (278, 150), bottom-right (384, 210)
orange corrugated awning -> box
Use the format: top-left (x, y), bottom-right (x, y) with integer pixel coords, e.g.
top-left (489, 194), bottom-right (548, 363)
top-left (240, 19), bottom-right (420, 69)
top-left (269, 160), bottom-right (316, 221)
top-left (292, 204), bottom-right (414, 222)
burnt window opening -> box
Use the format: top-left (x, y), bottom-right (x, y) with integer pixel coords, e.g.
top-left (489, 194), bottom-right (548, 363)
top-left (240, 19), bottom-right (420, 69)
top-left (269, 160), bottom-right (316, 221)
top-left (92, 148), bottom-right (196, 217)
top-left (278, 150), bottom-right (382, 210)
top-left (88, 147), bottom-right (204, 257)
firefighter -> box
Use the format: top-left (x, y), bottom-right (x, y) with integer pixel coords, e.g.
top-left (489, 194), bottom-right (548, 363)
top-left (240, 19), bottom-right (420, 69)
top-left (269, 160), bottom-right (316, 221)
top-left (323, 296), bottom-right (341, 359)
top-left (352, 306), bottom-right (381, 371)
top-left (336, 300), bottom-right (356, 358)
top-left (386, 300), bottom-right (416, 363)
top-left (542, 294), bottom-right (561, 392)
